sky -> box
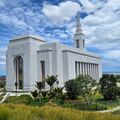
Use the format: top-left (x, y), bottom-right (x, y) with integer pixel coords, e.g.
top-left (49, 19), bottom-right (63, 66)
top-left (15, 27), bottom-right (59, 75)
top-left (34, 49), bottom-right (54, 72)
top-left (0, 0), bottom-right (120, 75)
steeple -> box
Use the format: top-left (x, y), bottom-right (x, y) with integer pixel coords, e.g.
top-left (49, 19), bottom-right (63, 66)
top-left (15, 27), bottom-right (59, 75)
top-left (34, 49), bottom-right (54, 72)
top-left (74, 11), bottom-right (85, 50)
top-left (76, 11), bottom-right (83, 34)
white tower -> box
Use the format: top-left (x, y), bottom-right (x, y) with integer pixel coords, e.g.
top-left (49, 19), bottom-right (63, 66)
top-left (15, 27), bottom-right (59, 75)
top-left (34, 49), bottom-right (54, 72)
top-left (74, 12), bottom-right (85, 50)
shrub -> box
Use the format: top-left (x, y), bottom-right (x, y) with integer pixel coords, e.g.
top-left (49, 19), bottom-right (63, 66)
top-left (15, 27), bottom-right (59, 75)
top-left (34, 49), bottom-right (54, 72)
top-left (0, 81), bottom-right (5, 88)
top-left (75, 75), bottom-right (97, 106)
top-left (65, 79), bottom-right (80, 100)
top-left (100, 74), bottom-right (119, 100)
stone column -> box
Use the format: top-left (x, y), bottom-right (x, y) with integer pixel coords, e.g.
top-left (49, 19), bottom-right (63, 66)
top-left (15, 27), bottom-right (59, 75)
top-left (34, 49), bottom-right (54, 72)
top-left (82, 62), bottom-right (85, 75)
top-left (77, 62), bottom-right (79, 76)
top-left (79, 62), bottom-right (82, 75)
top-left (91, 63), bottom-right (94, 79)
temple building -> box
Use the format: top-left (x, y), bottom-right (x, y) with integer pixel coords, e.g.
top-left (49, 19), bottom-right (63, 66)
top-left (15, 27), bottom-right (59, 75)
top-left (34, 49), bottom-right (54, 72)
top-left (6, 12), bottom-right (102, 91)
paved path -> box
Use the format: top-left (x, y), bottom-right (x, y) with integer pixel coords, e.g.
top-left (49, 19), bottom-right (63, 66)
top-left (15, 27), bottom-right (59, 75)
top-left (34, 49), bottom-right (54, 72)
top-left (98, 106), bottom-right (120, 113)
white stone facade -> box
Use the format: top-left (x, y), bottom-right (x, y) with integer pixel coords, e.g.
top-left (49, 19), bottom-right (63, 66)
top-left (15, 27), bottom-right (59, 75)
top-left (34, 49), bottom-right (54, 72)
top-left (6, 13), bottom-right (102, 92)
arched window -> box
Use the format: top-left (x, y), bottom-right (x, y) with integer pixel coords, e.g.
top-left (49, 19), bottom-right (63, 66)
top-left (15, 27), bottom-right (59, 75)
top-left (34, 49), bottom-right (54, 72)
top-left (14, 56), bottom-right (23, 89)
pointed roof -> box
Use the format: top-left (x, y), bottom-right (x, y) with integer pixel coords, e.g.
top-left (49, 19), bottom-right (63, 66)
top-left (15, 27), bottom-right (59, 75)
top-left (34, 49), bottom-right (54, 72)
top-left (76, 11), bottom-right (83, 34)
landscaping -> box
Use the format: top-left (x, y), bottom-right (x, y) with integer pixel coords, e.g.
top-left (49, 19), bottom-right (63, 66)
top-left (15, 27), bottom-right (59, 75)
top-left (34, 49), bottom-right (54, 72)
top-left (0, 103), bottom-right (119, 120)
top-left (0, 74), bottom-right (120, 119)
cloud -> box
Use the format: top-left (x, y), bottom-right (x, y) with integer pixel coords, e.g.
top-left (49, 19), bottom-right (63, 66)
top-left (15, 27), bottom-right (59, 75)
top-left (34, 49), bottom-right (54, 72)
top-left (42, 1), bottom-right (80, 23)
top-left (0, 0), bottom-right (120, 73)
top-left (79, 0), bottom-right (105, 13)
top-left (105, 50), bottom-right (120, 60)
top-left (81, 0), bottom-right (120, 51)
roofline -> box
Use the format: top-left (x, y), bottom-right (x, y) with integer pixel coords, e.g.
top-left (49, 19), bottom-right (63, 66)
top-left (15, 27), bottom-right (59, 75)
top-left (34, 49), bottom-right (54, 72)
top-left (11, 34), bottom-right (46, 42)
top-left (62, 50), bottom-right (101, 59)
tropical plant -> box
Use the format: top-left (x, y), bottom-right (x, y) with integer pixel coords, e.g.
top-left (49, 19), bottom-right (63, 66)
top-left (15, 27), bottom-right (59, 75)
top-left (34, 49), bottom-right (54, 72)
top-left (45, 75), bottom-right (57, 90)
top-left (35, 81), bottom-right (45, 102)
top-left (35, 81), bottom-right (45, 95)
top-left (41, 91), bottom-right (47, 98)
top-left (47, 89), bottom-right (56, 99)
top-left (31, 90), bottom-right (38, 100)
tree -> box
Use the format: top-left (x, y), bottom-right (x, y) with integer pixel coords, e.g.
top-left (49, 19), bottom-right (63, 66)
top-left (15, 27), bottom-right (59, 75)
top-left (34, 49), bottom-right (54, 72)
top-left (35, 81), bottom-right (45, 102)
top-left (76, 75), bottom-right (97, 106)
top-left (100, 74), bottom-right (118, 100)
top-left (45, 75), bottom-right (57, 90)
top-left (65, 79), bottom-right (80, 100)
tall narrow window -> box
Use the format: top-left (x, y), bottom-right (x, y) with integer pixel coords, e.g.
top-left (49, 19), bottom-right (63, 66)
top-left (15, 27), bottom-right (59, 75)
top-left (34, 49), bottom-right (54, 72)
top-left (76, 39), bottom-right (79, 48)
top-left (75, 61), bottom-right (77, 77)
top-left (41, 61), bottom-right (45, 81)
top-left (14, 56), bottom-right (23, 90)
top-left (83, 39), bottom-right (85, 48)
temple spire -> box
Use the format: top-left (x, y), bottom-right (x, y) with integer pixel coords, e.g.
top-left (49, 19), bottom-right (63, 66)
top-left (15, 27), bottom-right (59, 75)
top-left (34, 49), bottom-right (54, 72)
top-left (76, 11), bottom-right (82, 34)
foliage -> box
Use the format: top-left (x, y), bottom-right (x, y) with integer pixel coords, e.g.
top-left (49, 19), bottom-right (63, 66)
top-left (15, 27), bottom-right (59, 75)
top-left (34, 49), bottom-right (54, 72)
top-left (31, 90), bottom-right (38, 99)
top-left (0, 104), bottom-right (119, 120)
top-left (100, 74), bottom-right (119, 100)
top-left (65, 79), bottom-right (80, 100)
top-left (0, 81), bottom-right (6, 88)
top-left (65, 75), bottom-right (97, 103)
top-left (54, 87), bottom-right (65, 100)
top-left (35, 81), bottom-right (45, 94)
top-left (5, 95), bottom-right (49, 106)
top-left (35, 81), bottom-right (45, 102)
top-left (5, 95), bottom-right (32, 105)
top-left (47, 89), bottom-right (56, 99)
top-left (45, 75), bottom-right (57, 90)
top-left (76, 75), bottom-right (98, 106)
top-left (41, 91), bottom-right (47, 98)
top-left (63, 100), bottom-right (107, 111)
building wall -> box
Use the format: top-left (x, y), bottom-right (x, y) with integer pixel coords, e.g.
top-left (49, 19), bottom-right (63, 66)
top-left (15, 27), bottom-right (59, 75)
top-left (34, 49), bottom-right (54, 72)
top-left (6, 37), bottom-right (102, 91)
top-left (6, 36), bottom-right (46, 91)
top-left (37, 42), bottom-right (102, 88)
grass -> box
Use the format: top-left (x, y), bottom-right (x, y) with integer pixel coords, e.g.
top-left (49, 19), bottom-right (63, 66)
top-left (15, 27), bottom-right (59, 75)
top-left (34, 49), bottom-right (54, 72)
top-left (92, 93), bottom-right (120, 109)
top-left (5, 95), bottom-right (49, 106)
top-left (0, 103), bottom-right (119, 120)
top-left (4, 94), bottom-right (120, 111)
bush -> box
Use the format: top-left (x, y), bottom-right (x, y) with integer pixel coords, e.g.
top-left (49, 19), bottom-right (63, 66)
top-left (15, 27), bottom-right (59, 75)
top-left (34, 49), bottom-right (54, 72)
top-left (100, 74), bottom-right (119, 100)
top-left (0, 81), bottom-right (5, 88)
top-left (65, 79), bottom-right (80, 100)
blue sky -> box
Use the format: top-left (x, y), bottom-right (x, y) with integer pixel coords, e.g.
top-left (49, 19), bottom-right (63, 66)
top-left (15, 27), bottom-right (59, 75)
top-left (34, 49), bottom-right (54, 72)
top-left (0, 0), bottom-right (120, 75)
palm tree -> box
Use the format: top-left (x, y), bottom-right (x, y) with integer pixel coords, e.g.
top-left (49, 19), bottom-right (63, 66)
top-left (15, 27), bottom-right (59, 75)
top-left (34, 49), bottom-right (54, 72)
top-left (45, 75), bottom-right (57, 90)
top-left (35, 81), bottom-right (45, 102)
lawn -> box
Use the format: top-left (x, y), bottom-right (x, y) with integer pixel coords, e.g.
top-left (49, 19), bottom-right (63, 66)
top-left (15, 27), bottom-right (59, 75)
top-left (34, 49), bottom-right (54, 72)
top-left (0, 103), bottom-right (119, 120)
